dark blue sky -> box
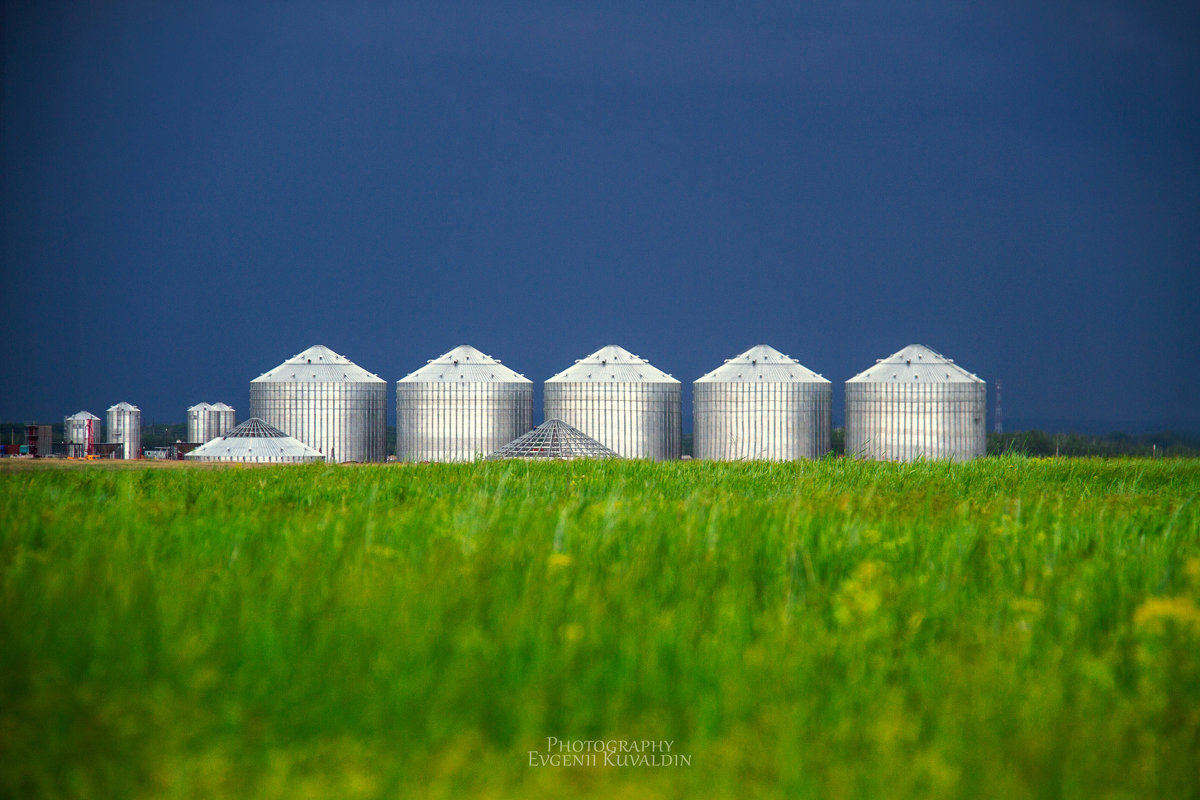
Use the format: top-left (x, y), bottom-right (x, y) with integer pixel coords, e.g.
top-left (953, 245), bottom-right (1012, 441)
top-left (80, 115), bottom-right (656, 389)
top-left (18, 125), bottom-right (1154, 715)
top-left (4, 1), bottom-right (1198, 431)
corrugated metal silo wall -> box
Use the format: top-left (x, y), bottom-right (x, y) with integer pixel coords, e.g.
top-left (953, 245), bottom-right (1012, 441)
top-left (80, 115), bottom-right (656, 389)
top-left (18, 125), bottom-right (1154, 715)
top-left (693, 382), bottom-right (832, 460)
top-left (395, 382), bottom-right (534, 462)
top-left (544, 382), bottom-right (682, 460)
top-left (107, 408), bottom-right (141, 459)
top-left (845, 382), bottom-right (986, 461)
top-left (209, 408), bottom-right (236, 438)
top-left (187, 408), bottom-right (208, 443)
top-left (250, 382), bottom-right (387, 463)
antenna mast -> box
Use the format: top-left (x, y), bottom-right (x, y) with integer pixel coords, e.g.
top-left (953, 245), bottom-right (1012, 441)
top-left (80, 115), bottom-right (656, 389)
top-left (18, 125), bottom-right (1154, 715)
top-left (994, 381), bottom-right (1004, 434)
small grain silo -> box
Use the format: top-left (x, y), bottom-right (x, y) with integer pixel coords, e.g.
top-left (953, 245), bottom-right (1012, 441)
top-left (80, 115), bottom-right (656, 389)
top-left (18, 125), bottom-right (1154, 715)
top-left (187, 402), bottom-right (212, 443)
top-left (106, 402), bottom-right (141, 459)
top-left (208, 403), bottom-right (236, 438)
top-left (544, 345), bottom-right (681, 460)
top-left (65, 411), bottom-right (100, 457)
top-left (185, 418), bottom-right (326, 463)
top-left (845, 344), bottom-right (986, 462)
top-left (250, 345), bottom-right (387, 463)
top-left (694, 345), bottom-right (831, 461)
top-left (396, 345), bottom-right (533, 462)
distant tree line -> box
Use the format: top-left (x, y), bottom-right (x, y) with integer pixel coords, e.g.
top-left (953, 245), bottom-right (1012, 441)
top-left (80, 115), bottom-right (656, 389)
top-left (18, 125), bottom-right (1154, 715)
top-left (985, 430), bottom-right (1200, 458)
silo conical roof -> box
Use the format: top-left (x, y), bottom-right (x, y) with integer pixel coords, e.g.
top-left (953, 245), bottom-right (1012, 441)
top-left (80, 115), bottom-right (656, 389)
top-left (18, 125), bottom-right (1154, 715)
top-left (251, 345), bottom-right (384, 384)
top-left (695, 345), bottom-right (829, 384)
top-left (398, 345), bottom-right (531, 383)
top-left (847, 344), bottom-right (984, 384)
top-left (209, 402), bottom-right (235, 411)
top-left (487, 419), bottom-right (621, 460)
top-left (67, 411), bottom-right (100, 421)
top-left (108, 402), bottom-right (139, 412)
top-left (546, 345), bottom-right (679, 384)
top-left (188, 402), bottom-right (212, 412)
top-left (185, 418), bottom-right (326, 461)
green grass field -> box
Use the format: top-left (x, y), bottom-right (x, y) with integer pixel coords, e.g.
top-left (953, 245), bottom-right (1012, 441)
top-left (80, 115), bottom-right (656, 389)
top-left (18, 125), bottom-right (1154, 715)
top-left (2, 458), bottom-right (1198, 799)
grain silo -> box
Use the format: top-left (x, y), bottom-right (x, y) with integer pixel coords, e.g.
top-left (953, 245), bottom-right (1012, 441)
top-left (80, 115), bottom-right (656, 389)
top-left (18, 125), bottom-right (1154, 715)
top-left (694, 345), bottom-right (831, 461)
top-left (187, 402), bottom-right (212, 443)
top-left (396, 345), bottom-right (533, 462)
top-left (65, 411), bottom-right (100, 457)
top-left (845, 343), bottom-right (986, 462)
top-left (250, 345), bottom-right (387, 463)
top-left (185, 418), bottom-right (326, 463)
top-left (106, 402), bottom-right (141, 459)
top-left (544, 345), bottom-right (681, 460)
top-left (208, 403), bottom-right (236, 438)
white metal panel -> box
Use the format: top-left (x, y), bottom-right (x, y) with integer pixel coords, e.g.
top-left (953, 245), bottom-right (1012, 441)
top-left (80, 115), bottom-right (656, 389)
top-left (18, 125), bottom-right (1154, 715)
top-left (694, 382), bottom-right (831, 461)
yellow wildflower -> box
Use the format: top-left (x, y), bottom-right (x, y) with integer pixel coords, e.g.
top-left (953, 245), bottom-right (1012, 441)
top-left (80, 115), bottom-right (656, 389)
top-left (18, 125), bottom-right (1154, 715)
top-left (1133, 595), bottom-right (1200, 633)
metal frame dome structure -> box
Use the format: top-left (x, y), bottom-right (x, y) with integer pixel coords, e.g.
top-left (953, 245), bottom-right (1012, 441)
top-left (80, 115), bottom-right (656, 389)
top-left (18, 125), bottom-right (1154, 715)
top-left (845, 344), bottom-right (986, 462)
top-left (486, 418), bottom-right (620, 460)
top-left (396, 345), bottom-right (533, 462)
top-left (250, 345), bottom-right (387, 463)
top-left (544, 345), bottom-right (682, 460)
top-left (185, 418), bottom-right (326, 463)
top-left (106, 402), bottom-right (141, 459)
top-left (693, 345), bottom-right (831, 461)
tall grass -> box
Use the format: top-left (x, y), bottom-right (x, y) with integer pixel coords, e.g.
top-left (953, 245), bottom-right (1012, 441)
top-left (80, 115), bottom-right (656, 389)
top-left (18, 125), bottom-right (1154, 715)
top-left (1, 458), bottom-right (1198, 799)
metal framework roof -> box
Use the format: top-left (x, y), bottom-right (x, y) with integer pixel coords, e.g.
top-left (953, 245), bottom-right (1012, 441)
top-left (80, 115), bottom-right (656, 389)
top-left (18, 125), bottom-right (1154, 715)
top-left (252, 345), bottom-right (385, 384)
top-left (185, 417), bottom-right (326, 461)
top-left (847, 344), bottom-right (984, 384)
top-left (546, 345), bottom-right (678, 384)
top-left (398, 345), bottom-right (531, 384)
top-left (486, 418), bottom-right (621, 460)
top-left (695, 344), bottom-right (829, 384)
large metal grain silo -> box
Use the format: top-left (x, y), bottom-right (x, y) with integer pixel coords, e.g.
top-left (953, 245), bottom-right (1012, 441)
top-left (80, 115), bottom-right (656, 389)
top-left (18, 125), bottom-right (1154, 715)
top-left (250, 345), bottom-right (387, 463)
top-left (694, 345), bottom-right (831, 461)
top-left (187, 402), bottom-right (212, 443)
top-left (208, 403), bottom-right (236, 438)
top-left (396, 345), bottom-right (533, 462)
top-left (544, 345), bottom-right (681, 460)
top-left (845, 344), bottom-right (986, 462)
top-left (65, 411), bottom-right (100, 457)
top-left (106, 402), bottom-right (141, 459)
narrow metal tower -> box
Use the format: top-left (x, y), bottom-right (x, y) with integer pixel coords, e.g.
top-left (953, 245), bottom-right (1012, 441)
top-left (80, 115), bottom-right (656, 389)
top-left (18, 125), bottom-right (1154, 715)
top-left (994, 381), bottom-right (1004, 434)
